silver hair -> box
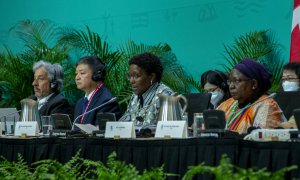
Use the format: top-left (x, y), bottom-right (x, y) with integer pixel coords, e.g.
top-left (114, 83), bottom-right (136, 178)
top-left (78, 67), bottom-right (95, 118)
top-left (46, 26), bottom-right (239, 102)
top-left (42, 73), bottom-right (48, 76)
top-left (33, 60), bottom-right (64, 91)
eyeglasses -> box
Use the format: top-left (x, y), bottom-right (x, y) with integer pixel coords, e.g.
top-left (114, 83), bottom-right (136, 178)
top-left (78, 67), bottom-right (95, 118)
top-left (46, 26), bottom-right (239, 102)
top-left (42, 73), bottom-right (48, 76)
top-left (205, 87), bottom-right (219, 93)
top-left (227, 79), bottom-right (251, 85)
top-left (127, 73), bottom-right (142, 81)
top-left (281, 77), bottom-right (299, 81)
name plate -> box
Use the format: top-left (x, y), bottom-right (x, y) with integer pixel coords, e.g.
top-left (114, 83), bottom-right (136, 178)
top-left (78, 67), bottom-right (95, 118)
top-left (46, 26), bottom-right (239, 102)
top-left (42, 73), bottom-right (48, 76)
top-left (155, 121), bottom-right (187, 138)
top-left (14, 121), bottom-right (39, 136)
top-left (105, 122), bottom-right (136, 138)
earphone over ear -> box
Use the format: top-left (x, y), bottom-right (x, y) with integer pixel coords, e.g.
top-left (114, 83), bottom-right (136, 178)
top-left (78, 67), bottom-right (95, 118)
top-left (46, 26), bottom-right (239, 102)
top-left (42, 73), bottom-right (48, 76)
top-left (211, 70), bottom-right (229, 91)
top-left (92, 69), bottom-right (103, 81)
top-left (92, 63), bottom-right (105, 82)
top-left (50, 68), bottom-right (57, 89)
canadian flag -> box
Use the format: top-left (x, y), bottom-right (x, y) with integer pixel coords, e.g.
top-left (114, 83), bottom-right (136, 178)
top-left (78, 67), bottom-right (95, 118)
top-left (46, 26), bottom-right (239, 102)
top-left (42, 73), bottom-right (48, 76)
top-left (290, 0), bottom-right (300, 62)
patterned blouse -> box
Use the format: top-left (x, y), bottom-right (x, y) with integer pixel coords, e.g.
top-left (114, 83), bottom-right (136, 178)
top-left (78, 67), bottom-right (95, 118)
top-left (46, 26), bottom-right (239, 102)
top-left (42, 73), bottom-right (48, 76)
top-left (120, 82), bottom-right (174, 127)
top-left (217, 94), bottom-right (286, 134)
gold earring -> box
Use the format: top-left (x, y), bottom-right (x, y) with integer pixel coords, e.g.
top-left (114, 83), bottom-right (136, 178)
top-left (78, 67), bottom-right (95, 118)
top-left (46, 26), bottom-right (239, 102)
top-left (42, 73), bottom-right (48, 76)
top-left (151, 80), bottom-right (153, 85)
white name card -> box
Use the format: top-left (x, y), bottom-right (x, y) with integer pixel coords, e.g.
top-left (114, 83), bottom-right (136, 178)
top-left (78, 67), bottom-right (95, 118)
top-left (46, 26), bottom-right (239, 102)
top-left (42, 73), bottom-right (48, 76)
top-left (14, 122), bottom-right (39, 136)
top-left (155, 121), bottom-right (187, 138)
top-left (105, 122), bottom-right (136, 138)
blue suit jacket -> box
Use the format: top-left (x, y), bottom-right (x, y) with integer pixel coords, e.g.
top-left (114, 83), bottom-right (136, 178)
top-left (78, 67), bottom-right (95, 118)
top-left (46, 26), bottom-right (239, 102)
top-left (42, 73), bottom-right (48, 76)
top-left (74, 85), bottom-right (121, 125)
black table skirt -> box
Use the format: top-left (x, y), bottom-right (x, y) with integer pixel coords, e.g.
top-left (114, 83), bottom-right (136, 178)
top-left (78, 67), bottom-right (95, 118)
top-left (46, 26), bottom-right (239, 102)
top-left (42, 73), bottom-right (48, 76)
top-left (0, 137), bottom-right (298, 179)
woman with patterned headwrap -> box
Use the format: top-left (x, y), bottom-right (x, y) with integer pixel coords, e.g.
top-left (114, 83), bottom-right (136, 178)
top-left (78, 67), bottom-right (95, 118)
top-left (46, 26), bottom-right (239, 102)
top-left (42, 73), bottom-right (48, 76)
top-left (217, 58), bottom-right (286, 134)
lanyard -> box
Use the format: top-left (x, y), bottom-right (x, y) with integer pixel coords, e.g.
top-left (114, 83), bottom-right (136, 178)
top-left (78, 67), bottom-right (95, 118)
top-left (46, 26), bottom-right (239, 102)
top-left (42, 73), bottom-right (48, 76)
top-left (80, 83), bottom-right (103, 123)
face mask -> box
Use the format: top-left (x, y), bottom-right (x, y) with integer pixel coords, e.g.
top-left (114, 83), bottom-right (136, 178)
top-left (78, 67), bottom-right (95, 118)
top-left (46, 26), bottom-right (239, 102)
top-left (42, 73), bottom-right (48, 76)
top-left (210, 91), bottom-right (224, 108)
top-left (282, 81), bottom-right (300, 92)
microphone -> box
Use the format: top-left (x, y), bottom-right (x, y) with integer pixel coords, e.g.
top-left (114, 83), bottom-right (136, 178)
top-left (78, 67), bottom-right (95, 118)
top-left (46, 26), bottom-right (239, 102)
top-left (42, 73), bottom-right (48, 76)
top-left (239, 93), bottom-right (277, 112)
top-left (72, 97), bottom-right (117, 130)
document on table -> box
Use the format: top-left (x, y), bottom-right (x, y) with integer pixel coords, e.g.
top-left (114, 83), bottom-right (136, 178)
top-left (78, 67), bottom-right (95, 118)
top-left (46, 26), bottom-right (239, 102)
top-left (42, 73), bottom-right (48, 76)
top-left (74, 123), bottom-right (98, 134)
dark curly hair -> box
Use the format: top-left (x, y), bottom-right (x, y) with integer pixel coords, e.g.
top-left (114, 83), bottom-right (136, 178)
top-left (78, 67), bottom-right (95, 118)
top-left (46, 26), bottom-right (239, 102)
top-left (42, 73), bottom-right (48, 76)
top-left (129, 52), bottom-right (163, 82)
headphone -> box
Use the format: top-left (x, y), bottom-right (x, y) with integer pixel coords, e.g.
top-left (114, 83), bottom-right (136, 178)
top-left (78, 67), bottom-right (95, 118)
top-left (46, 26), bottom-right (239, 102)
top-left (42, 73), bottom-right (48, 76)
top-left (50, 68), bottom-right (57, 89)
top-left (92, 63), bottom-right (105, 82)
top-left (201, 70), bottom-right (228, 91)
top-left (211, 70), bottom-right (228, 91)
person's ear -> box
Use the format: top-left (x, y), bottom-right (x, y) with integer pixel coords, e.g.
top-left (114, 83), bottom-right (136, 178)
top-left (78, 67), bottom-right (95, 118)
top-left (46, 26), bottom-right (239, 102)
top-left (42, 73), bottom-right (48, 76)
top-left (150, 73), bottom-right (156, 82)
top-left (252, 79), bottom-right (258, 90)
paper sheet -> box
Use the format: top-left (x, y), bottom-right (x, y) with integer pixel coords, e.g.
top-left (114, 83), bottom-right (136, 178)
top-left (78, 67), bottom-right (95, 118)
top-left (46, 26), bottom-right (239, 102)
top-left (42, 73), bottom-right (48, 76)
top-left (74, 123), bottom-right (98, 134)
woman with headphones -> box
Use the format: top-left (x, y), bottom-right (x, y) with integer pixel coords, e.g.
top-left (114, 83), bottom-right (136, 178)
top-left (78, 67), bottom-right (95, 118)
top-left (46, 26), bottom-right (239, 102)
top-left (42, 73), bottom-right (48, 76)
top-left (74, 56), bottom-right (121, 125)
top-left (200, 70), bottom-right (231, 109)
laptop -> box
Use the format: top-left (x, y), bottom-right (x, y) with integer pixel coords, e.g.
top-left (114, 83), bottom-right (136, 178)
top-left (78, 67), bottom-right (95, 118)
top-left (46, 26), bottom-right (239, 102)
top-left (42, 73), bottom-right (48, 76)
top-left (50, 114), bottom-right (72, 130)
top-left (0, 108), bottom-right (20, 135)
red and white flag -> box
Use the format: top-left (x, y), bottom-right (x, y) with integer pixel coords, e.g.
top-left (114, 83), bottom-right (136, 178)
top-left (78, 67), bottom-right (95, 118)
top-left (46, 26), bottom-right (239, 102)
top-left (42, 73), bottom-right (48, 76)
top-left (290, 0), bottom-right (300, 62)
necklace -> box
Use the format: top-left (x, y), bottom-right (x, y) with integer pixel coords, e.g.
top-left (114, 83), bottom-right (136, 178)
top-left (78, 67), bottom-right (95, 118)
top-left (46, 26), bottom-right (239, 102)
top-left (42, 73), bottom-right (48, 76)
top-left (226, 101), bottom-right (250, 130)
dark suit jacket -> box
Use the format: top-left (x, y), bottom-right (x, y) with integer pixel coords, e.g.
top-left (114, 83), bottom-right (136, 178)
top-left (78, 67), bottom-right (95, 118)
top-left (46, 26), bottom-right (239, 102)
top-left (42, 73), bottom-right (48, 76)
top-left (74, 85), bottom-right (121, 125)
top-left (28, 92), bottom-right (72, 117)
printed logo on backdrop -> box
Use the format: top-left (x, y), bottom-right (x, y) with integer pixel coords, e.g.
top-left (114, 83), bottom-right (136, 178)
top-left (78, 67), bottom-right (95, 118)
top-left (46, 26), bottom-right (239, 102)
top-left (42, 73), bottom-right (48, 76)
top-left (164, 9), bottom-right (178, 22)
top-left (233, 1), bottom-right (266, 17)
top-left (197, 4), bottom-right (217, 22)
top-left (131, 13), bottom-right (149, 28)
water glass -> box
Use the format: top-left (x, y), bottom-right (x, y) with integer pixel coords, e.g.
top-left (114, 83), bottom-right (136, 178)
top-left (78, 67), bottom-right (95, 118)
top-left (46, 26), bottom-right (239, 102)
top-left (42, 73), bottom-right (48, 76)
top-left (3, 116), bottom-right (16, 135)
top-left (182, 112), bottom-right (188, 124)
top-left (193, 113), bottom-right (204, 137)
top-left (41, 116), bottom-right (53, 135)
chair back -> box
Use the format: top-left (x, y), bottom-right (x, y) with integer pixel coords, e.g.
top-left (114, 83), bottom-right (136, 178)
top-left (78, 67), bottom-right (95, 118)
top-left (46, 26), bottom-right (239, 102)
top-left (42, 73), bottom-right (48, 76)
top-left (180, 93), bottom-right (211, 126)
top-left (274, 91), bottom-right (300, 119)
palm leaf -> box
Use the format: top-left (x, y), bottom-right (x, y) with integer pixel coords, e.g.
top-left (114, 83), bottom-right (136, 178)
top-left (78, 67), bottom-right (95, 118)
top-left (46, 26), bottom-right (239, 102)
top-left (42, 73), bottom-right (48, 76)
top-left (222, 30), bottom-right (284, 91)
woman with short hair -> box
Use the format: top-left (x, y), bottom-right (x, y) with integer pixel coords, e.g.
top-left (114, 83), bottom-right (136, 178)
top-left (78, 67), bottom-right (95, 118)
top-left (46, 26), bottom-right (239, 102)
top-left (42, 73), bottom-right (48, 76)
top-left (120, 52), bottom-right (174, 127)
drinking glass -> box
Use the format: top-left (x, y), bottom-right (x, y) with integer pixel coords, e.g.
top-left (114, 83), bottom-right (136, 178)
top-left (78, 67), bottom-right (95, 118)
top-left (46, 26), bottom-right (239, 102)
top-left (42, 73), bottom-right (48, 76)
top-left (3, 116), bottom-right (16, 135)
top-left (193, 113), bottom-right (204, 137)
top-left (41, 116), bottom-right (53, 135)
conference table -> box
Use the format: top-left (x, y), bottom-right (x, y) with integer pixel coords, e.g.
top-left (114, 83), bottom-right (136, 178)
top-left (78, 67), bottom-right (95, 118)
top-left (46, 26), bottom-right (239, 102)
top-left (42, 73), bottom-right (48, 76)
top-left (0, 136), bottom-right (299, 179)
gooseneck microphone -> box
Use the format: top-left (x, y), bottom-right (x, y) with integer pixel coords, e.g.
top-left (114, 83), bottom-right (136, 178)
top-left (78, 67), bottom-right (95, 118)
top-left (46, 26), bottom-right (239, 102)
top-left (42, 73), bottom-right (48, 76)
top-left (71, 97), bottom-right (117, 130)
top-left (235, 93), bottom-right (277, 113)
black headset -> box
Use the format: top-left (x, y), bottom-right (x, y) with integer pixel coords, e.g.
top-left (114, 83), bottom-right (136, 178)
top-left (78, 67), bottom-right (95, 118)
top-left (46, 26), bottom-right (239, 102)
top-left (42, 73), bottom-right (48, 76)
top-left (211, 70), bottom-right (228, 91)
top-left (201, 70), bottom-right (228, 91)
top-left (50, 67), bottom-right (57, 89)
top-left (92, 63), bottom-right (105, 82)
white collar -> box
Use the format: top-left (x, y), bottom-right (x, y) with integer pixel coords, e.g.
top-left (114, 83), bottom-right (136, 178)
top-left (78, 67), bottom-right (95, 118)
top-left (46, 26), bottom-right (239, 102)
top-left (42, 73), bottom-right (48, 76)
top-left (85, 89), bottom-right (96, 100)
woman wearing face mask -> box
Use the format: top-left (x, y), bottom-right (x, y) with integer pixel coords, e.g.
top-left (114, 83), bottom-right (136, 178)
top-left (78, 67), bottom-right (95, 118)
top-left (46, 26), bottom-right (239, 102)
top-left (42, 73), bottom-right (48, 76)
top-left (200, 70), bottom-right (231, 109)
top-left (281, 62), bottom-right (300, 92)
top-left (267, 62), bottom-right (300, 129)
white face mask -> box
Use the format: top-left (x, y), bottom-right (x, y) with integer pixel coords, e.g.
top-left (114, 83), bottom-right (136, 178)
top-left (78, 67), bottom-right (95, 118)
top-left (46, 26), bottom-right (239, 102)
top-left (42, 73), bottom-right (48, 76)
top-left (210, 91), bottom-right (224, 108)
top-left (282, 81), bottom-right (300, 91)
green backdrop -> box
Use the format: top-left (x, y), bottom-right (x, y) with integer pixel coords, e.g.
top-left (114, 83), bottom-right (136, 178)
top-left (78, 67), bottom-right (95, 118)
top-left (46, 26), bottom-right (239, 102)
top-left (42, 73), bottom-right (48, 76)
top-left (0, 0), bottom-right (293, 80)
